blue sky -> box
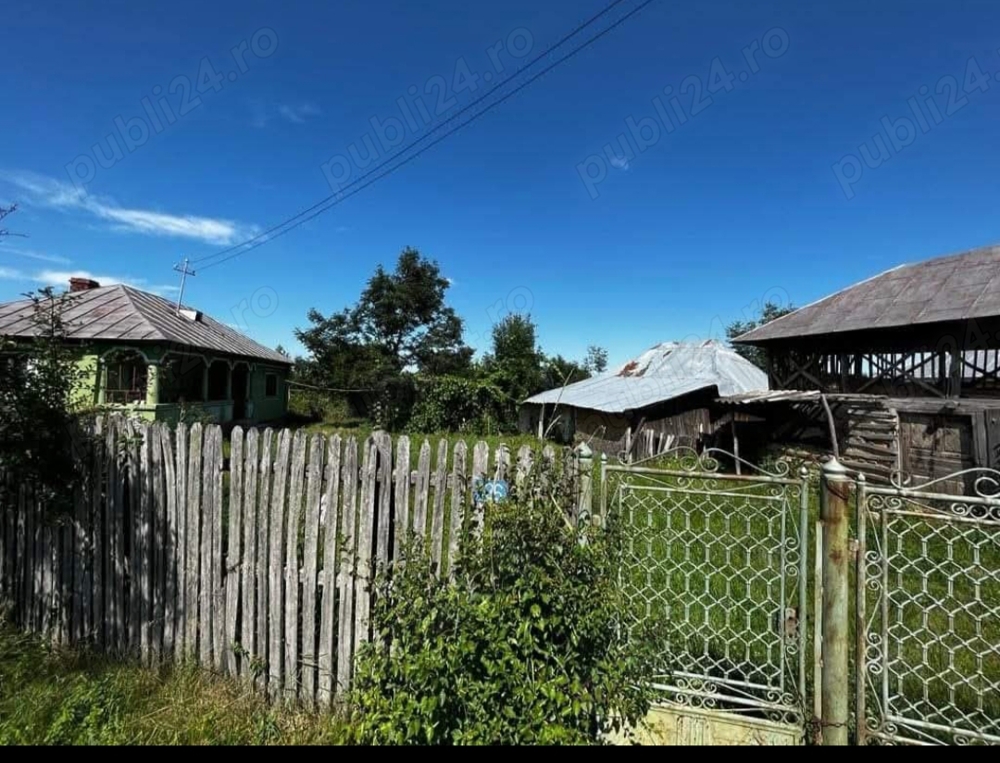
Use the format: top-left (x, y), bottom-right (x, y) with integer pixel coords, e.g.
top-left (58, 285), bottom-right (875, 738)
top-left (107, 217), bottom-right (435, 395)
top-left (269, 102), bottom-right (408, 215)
top-left (4, 0), bottom-right (1000, 367)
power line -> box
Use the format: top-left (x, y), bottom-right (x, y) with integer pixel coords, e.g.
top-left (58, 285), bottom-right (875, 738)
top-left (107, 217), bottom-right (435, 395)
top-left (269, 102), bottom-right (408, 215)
top-left (196, 0), bottom-right (656, 272)
top-left (191, 0), bottom-right (633, 268)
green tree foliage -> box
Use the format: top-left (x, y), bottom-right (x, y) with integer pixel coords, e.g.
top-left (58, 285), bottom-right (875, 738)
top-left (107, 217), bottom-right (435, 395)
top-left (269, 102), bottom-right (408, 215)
top-left (725, 300), bottom-right (796, 371)
top-left (0, 288), bottom-right (88, 511)
top-left (295, 248), bottom-right (473, 428)
top-left (407, 375), bottom-right (507, 435)
top-left (584, 345), bottom-right (609, 374)
top-left (480, 313), bottom-right (543, 425)
top-left (348, 479), bottom-right (666, 745)
top-left (542, 354), bottom-right (590, 392)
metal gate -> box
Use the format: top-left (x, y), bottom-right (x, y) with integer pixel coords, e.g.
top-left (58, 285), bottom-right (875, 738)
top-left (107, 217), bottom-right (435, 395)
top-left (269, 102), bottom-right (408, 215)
top-left (856, 471), bottom-right (1000, 745)
top-left (602, 449), bottom-right (810, 745)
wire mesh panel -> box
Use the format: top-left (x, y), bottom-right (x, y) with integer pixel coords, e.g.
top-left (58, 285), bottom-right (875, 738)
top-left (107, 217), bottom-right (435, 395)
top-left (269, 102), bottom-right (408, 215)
top-left (603, 449), bottom-right (810, 729)
top-left (858, 471), bottom-right (1000, 746)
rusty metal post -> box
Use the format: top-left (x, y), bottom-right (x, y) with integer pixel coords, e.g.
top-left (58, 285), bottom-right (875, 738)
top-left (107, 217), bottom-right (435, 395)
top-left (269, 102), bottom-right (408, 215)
top-left (820, 458), bottom-right (850, 745)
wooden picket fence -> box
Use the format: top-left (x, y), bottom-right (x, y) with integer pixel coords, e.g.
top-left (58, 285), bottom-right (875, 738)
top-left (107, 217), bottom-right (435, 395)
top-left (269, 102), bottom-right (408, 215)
top-left (0, 418), bottom-right (590, 707)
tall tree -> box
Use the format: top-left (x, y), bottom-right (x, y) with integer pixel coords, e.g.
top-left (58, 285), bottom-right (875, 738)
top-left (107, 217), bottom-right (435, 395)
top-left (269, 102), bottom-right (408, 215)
top-left (584, 345), bottom-right (609, 374)
top-left (482, 313), bottom-right (544, 421)
top-left (726, 300), bottom-right (796, 371)
top-left (294, 248), bottom-right (472, 426)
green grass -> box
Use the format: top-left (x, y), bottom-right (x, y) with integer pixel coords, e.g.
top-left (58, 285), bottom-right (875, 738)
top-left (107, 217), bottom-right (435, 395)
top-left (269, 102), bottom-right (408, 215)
top-left (0, 625), bottom-right (352, 745)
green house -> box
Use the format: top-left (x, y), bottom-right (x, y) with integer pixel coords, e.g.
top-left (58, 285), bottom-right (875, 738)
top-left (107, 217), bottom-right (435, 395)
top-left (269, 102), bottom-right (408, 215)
top-left (0, 278), bottom-right (293, 425)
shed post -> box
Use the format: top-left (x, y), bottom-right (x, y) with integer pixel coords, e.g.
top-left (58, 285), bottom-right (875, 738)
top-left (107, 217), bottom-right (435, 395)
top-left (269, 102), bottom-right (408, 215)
top-left (731, 413), bottom-right (741, 475)
top-left (537, 404), bottom-right (545, 440)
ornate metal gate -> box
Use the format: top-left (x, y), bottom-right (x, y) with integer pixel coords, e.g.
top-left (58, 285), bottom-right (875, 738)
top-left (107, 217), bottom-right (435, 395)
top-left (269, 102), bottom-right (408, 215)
top-left (602, 450), bottom-right (810, 744)
top-left (857, 470), bottom-right (1000, 745)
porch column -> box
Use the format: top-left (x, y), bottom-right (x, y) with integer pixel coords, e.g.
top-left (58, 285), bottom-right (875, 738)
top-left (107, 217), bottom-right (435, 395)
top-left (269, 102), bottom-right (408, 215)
top-left (201, 360), bottom-right (209, 401)
top-left (97, 361), bottom-right (107, 405)
top-left (225, 363), bottom-right (233, 401)
top-left (145, 362), bottom-right (160, 407)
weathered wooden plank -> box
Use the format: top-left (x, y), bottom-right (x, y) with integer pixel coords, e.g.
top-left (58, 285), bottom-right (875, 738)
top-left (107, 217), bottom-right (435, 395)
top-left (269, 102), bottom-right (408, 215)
top-left (240, 428), bottom-right (260, 679)
top-left (185, 423), bottom-right (203, 658)
top-left (70, 427), bottom-right (88, 644)
top-left (199, 425), bottom-right (216, 667)
top-left (318, 434), bottom-right (342, 707)
top-left (268, 429), bottom-right (292, 699)
top-left (160, 424), bottom-right (177, 659)
top-left (471, 441), bottom-right (489, 532)
top-left (39, 501), bottom-right (51, 639)
top-left (335, 437), bottom-right (359, 701)
top-left (23, 484), bottom-right (35, 633)
top-left (412, 441), bottom-right (431, 540)
top-left (353, 438), bottom-right (377, 661)
top-left (515, 444), bottom-right (533, 488)
top-left (392, 435), bottom-right (410, 561)
top-left (15, 484), bottom-right (25, 630)
top-left (496, 444), bottom-right (511, 482)
top-left (300, 434), bottom-right (325, 707)
top-left (447, 441), bottom-right (467, 577)
top-left (224, 426), bottom-right (245, 677)
top-left (151, 424), bottom-right (167, 661)
top-left (111, 419), bottom-right (126, 651)
top-left (210, 427), bottom-right (225, 673)
top-left (429, 439), bottom-right (448, 572)
top-left (173, 422), bottom-right (188, 656)
top-left (255, 429), bottom-right (273, 691)
top-left (375, 432), bottom-right (393, 575)
top-left (283, 431), bottom-right (308, 701)
top-left (133, 420), bottom-right (148, 657)
top-left (89, 419), bottom-right (104, 646)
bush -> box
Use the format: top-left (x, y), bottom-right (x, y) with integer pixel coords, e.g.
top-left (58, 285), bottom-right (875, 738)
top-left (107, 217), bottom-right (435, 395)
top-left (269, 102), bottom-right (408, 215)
top-left (348, 481), bottom-right (666, 745)
top-left (407, 375), bottom-right (509, 435)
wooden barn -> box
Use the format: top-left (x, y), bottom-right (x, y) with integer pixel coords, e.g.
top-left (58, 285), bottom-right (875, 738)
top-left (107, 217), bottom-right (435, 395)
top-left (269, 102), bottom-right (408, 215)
top-left (730, 244), bottom-right (1000, 487)
top-left (520, 340), bottom-right (768, 458)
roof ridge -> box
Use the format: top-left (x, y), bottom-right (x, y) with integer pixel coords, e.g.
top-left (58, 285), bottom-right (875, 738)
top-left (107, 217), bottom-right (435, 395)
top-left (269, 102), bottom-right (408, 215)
top-left (115, 283), bottom-right (171, 342)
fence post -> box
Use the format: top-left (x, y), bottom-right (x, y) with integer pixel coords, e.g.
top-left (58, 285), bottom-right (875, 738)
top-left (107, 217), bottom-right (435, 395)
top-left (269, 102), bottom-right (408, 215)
top-left (574, 443), bottom-right (593, 524)
top-left (820, 457), bottom-right (850, 745)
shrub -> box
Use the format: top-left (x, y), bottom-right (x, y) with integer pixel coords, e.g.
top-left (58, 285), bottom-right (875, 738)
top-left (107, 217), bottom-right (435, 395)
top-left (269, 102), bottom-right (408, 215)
top-left (348, 481), bottom-right (666, 745)
top-left (407, 374), bottom-right (509, 435)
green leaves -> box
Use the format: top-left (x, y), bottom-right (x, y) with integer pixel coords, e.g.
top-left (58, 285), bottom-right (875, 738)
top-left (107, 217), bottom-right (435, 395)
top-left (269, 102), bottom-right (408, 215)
top-left (348, 481), bottom-right (667, 745)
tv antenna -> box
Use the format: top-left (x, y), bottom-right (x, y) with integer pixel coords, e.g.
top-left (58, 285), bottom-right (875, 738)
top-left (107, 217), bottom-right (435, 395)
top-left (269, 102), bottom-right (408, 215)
top-left (172, 258), bottom-right (196, 312)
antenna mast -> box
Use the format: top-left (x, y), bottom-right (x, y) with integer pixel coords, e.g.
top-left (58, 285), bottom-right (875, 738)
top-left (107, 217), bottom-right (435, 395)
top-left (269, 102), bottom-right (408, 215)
top-left (172, 258), bottom-right (196, 312)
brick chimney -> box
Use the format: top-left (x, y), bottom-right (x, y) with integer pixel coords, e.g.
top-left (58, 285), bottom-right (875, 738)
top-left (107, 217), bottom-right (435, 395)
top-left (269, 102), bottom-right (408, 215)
top-left (69, 277), bottom-right (101, 292)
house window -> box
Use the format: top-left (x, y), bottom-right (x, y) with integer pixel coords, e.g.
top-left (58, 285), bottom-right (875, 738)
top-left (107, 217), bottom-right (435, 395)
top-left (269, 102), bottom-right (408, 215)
top-left (159, 355), bottom-right (206, 404)
top-left (207, 361), bottom-right (229, 401)
top-left (265, 373), bottom-right (278, 398)
top-left (104, 352), bottom-right (148, 405)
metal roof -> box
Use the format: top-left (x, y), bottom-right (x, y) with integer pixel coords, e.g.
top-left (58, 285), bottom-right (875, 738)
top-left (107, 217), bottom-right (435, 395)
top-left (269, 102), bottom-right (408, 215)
top-left (0, 284), bottom-right (292, 365)
top-left (523, 340), bottom-right (768, 414)
top-left (735, 244), bottom-right (1000, 344)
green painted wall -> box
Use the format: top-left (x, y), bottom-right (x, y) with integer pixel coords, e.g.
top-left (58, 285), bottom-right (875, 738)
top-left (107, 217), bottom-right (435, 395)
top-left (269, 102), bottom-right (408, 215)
top-left (67, 342), bottom-right (290, 425)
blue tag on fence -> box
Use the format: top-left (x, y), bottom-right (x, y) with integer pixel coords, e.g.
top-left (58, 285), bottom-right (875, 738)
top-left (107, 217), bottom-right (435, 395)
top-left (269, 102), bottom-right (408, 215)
top-left (473, 478), bottom-right (508, 506)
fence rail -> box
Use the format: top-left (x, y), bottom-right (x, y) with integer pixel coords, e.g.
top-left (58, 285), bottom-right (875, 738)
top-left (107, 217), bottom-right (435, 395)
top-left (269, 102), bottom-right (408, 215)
top-left (0, 418), bottom-right (584, 707)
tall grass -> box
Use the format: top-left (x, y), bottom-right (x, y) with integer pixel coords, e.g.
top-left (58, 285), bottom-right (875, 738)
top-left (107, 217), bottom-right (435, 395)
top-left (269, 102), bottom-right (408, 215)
top-left (0, 625), bottom-right (350, 745)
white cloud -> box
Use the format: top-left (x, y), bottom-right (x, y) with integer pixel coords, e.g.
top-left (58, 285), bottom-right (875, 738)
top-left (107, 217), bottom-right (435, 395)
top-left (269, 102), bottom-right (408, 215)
top-left (609, 156), bottom-right (630, 171)
top-left (252, 101), bottom-right (321, 128)
top-left (0, 266), bottom-right (25, 279)
top-left (1, 171), bottom-right (254, 246)
top-left (33, 269), bottom-right (179, 296)
top-left (1, 246), bottom-right (71, 264)
top-left (278, 103), bottom-right (320, 124)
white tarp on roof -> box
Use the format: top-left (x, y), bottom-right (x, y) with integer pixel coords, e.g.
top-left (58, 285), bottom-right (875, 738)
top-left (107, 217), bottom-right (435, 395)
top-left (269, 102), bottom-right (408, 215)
top-left (523, 340), bottom-right (768, 414)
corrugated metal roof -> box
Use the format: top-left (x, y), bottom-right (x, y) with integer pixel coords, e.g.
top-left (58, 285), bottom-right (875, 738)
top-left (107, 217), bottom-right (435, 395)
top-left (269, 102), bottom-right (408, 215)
top-left (0, 284), bottom-right (292, 365)
top-left (523, 340), bottom-right (768, 413)
top-left (736, 244), bottom-right (1000, 344)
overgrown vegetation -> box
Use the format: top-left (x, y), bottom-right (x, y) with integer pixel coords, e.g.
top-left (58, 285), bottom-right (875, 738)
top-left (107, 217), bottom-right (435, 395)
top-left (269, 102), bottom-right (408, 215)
top-left (0, 286), bottom-right (88, 512)
top-left (292, 247), bottom-right (602, 433)
top-left (0, 625), bottom-right (348, 745)
top-left (346, 478), bottom-right (666, 745)
top-left (725, 299), bottom-right (796, 370)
